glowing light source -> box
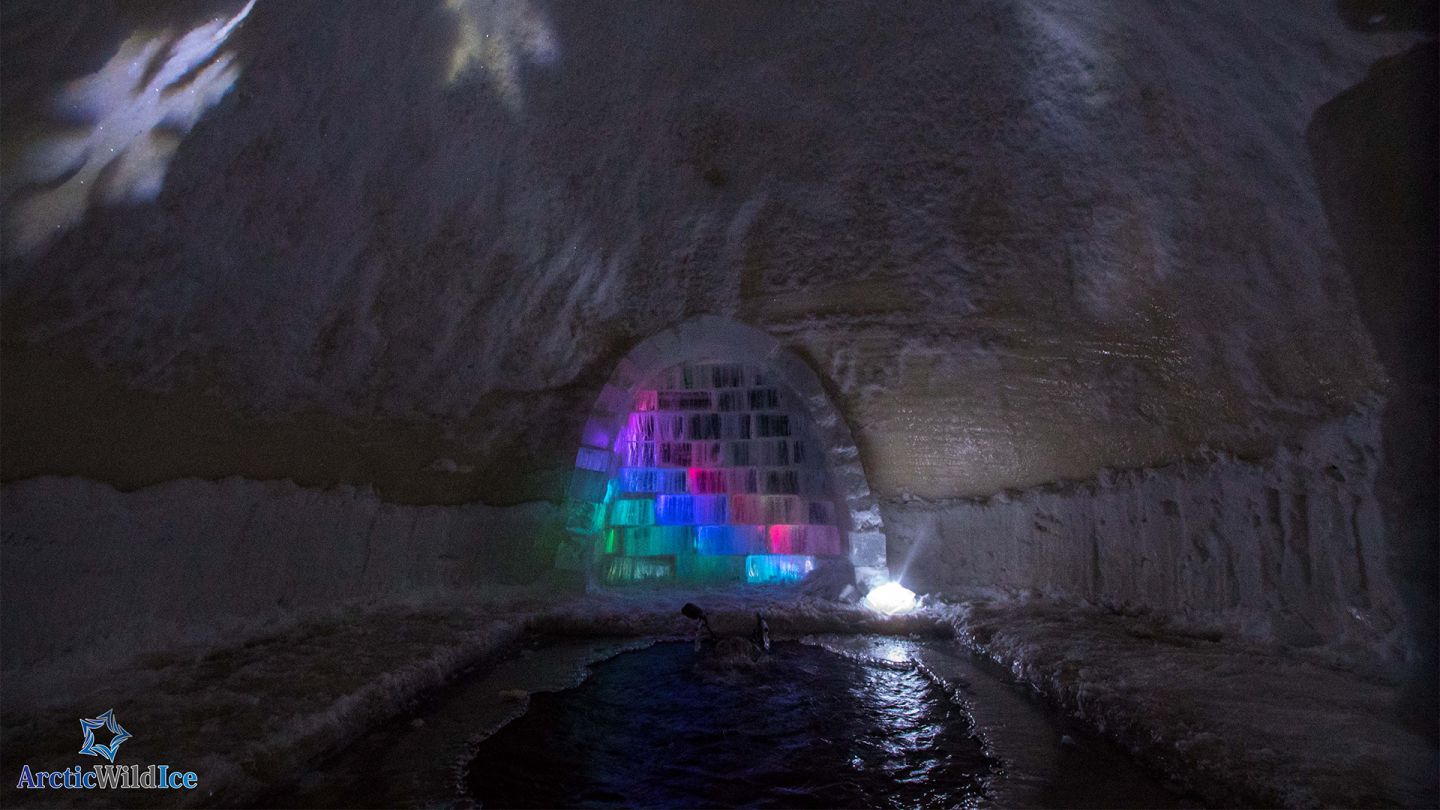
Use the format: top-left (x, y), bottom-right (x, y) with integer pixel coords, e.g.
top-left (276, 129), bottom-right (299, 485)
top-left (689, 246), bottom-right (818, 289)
top-left (8, 0), bottom-right (256, 256)
top-left (862, 582), bottom-right (917, 615)
top-left (443, 0), bottom-right (558, 109)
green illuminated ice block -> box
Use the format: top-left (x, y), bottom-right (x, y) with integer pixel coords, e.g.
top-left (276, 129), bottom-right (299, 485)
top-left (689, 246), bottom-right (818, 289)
top-left (602, 555), bottom-right (675, 584)
top-left (675, 553), bottom-right (747, 582)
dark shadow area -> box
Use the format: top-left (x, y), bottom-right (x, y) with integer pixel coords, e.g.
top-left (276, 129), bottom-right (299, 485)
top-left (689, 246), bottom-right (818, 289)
top-left (1307, 39), bottom-right (1439, 739)
top-left (1336, 0), bottom-right (1439, 34)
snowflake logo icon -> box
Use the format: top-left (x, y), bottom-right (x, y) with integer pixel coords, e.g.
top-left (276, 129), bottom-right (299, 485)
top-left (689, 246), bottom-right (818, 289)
top-left (78, 709), bottom-right (132, 763)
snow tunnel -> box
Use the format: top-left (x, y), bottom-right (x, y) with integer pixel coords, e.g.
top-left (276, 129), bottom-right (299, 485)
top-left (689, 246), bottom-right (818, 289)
top-left (559, 316), bottom-right (888, 589)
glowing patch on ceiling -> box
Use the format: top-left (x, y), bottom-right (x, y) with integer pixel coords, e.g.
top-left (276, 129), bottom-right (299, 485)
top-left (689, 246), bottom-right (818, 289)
top-left (443, 0), bottom-right (557, 109)
top-left (7, 0), bottom-right (256, 257)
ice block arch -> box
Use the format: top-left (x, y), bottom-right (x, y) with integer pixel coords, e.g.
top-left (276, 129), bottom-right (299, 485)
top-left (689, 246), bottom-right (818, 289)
top-left (561, 316), bottom-right (888, 589)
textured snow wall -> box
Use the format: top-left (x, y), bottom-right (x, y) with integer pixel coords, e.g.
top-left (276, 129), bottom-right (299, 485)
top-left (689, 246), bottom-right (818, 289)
top-left (0, 477), bottom-right (558, 674)
top-left (885, 408), bottom-right (1407, 659)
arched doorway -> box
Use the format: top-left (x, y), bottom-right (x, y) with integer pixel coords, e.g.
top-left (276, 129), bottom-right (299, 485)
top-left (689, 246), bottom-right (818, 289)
top-left (559, 316), bottom-right (888, 589)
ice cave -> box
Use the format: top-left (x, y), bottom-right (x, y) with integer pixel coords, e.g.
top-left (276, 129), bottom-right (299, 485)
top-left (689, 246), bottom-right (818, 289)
top-left (0, 1), bottom-right (1435, 808)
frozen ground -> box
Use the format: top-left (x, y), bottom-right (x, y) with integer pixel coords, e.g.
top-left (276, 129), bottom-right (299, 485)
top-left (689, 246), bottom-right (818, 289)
top-left (955, 597), bottom-right (1439, 808)
top-left (3, 590), bottom-right (1433, 808)
top-left (0, 588), bottom-right (939, 809)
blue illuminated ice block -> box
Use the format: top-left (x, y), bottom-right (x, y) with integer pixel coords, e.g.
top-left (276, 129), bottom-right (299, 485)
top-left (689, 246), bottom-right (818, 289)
top-left (656, 494), bottom-right (728, 525)
top-left (696, 525), bottom-right (767, 555)
top-left (745, 554), bottom-right (816, 584)
top-left (618, 467), bottom-right (688, 494)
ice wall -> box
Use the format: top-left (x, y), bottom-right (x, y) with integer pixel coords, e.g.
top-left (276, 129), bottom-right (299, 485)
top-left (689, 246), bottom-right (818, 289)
top-left (0, 477), bottom-right (558, 674)
top-left (886, 408), bottom-right (1408, 660)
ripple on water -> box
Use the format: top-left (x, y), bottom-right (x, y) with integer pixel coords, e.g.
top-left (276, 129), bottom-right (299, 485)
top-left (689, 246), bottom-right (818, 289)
top-left (467, 641), bottom-right (999, 808)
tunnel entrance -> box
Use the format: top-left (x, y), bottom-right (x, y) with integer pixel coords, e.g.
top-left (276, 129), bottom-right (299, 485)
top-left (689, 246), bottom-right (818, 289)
top-left (588, 361), bottom-right (843, 585)
top-left (560, 316), bottom-right (888, 589)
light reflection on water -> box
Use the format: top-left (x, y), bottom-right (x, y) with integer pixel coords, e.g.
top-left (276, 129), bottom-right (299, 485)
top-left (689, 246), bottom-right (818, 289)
top-left (468, 641), bottom-right (997, 808)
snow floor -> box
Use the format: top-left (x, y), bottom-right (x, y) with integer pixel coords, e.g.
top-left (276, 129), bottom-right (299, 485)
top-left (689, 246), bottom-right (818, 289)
top-left (955, 598), bottom-right (1439, 808)
top-left (2, 589), bottom-right (1435, 808)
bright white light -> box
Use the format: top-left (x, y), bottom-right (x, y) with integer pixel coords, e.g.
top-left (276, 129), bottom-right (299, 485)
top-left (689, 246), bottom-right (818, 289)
top-left (862, 582), bottom-right (917, 616)
top-left (8, 0), bottom-right (256, 256)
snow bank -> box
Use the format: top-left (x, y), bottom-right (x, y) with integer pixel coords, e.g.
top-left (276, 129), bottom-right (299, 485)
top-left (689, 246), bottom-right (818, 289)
top-left (953, 598), bottom-right (1438, 808)
top-left (0, 476), bottom-right (561, 676)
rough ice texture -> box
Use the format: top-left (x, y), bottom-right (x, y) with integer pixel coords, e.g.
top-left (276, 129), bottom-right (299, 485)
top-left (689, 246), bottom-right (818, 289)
top-left (0, 1), bottom-right (1421, 503)
top-left (955, 598), bottom-right (1439, 808)
top-left (0, 592), bottom-right (942, 809)
top-left (0, 476), bottom-right (560, 676)
top-left (885, 407), bottom-right (1411, 663)
top-left (2, 593), bottom-right (1431, 809)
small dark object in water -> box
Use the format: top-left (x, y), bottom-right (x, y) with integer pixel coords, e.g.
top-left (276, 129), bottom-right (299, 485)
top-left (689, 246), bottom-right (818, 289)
top-left (681, 603), bottom-right (770, 660)
top-left (681, 602), bottom-right (716, 641)
top-left (750, 612), bottom-right (771, 652)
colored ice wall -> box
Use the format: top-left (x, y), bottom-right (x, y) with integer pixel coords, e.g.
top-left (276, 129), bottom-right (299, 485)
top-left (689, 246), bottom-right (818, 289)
top-left (579, 362), bottom-right (845, 585)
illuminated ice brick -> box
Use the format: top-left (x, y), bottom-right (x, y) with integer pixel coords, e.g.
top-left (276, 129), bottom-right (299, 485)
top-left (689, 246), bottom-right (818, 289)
top-left (564, 499), bottom-right (605, 534)
top-left (807, 500), bottom-right (837, 524)
top-left (621, 441), bottom-right (657, 467)
top-left (655, 494), bottom-right (694, 524)
top-left (692, 495), bottom-right (728, 524)
top-left (609, 497), bottom-right (655, 527)
top-left (567, 468), bottom-right (609, 502)
top-left (726, 468), bottom-right (760, 494)
top-left (618, 525), bottom-right (694, 556)
top-left (730, 494), bottom-right (804, 524)
top-left (768, 524), bottom-right (843, 556)
top-left (618, 467), bottom-right (688, 494)
top-left (575, 446), bottom-right (613, 474)
top-left (761, 469), bottom-right (800, 495)
top-left (676, 553), bottom-right (747, 582)
top-left (658, 441), bottom-right (723, 467)
top-left (657, 390), bottom-right (712, 411)
top-left (632, 390), bottom-right (657, 412)
top-left (625, 412), bottom-right (687, 442)
top-left (745, 554), bottom-right (815, 584)
top-left (696, 524), bottom-right (767, 555)
top-left (657, 494), bottom-right (729, 524)
top-left (687, 468), bottom-right (728, 494)
top-left (603, 555), bottom-right (675, 584)
top-left (626, 413), bottom-right (657, 442)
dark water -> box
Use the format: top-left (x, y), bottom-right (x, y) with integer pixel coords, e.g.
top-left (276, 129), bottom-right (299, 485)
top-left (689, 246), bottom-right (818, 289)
top-left (467, 642), bottom-right (997, 808)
